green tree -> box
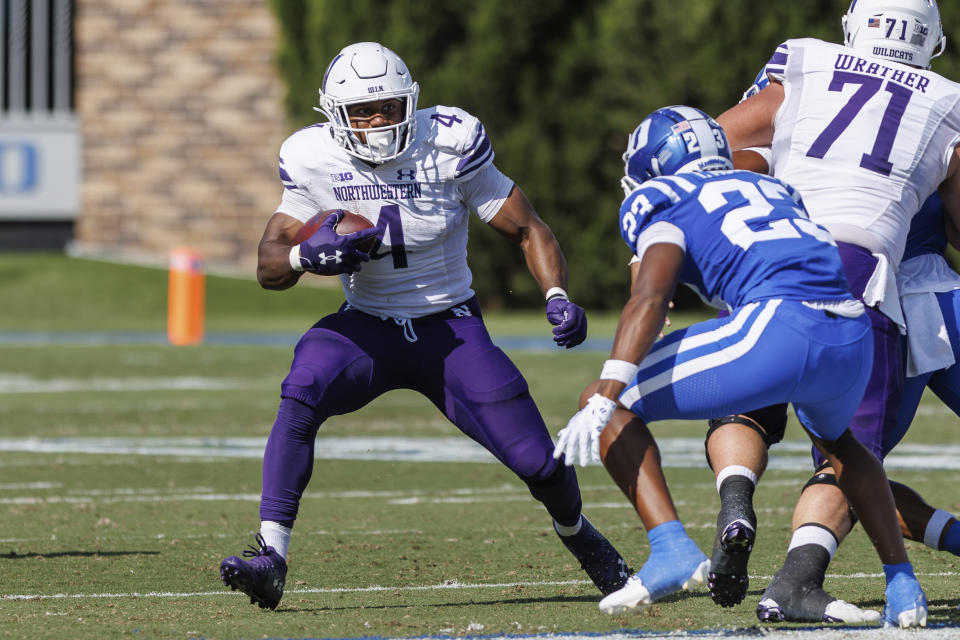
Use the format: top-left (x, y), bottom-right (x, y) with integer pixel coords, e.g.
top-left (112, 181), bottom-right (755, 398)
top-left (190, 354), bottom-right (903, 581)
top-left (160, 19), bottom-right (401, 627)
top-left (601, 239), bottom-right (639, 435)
top-left (269, 0), bottom-right (959, 309)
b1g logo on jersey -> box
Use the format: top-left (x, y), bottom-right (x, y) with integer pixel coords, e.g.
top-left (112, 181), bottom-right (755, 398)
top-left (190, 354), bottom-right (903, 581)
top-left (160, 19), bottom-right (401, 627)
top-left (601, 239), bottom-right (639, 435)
top-left (331, 172), bottom-right (354, 182)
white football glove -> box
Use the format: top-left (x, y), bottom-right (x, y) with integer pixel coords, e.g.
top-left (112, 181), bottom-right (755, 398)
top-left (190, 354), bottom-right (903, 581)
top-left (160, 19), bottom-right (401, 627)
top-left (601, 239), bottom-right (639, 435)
top-left (554, 393), bottom-right (618, 467)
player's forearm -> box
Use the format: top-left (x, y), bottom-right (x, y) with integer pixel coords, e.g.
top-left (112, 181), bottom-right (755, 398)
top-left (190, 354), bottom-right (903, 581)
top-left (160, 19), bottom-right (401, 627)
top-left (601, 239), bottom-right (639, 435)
top-left (257, 239), bottom-right (303, 290)
top-left (520, 222), bottom-right (569, 296)
top-left (609, 293), bottom-right (669, 371)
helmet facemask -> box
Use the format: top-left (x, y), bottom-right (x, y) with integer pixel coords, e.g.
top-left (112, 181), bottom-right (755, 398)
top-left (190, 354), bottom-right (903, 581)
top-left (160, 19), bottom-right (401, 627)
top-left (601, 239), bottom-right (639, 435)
top-left (316, 42), bottom-right (420, 164)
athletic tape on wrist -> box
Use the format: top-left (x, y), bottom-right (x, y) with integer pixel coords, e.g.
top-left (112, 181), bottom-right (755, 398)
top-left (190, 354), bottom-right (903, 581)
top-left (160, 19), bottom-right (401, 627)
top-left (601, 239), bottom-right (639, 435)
top-left (289, 245), bottom-right (305, 272)
top-left (545, 287), bottom-right (568, 301)
top-left (599, 359), bottom-right (639, 384)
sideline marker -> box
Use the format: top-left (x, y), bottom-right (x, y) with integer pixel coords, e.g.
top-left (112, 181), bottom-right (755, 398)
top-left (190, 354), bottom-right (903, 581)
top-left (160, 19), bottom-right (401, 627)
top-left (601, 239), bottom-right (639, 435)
top-left (167, 247), bottom-right (205, 345)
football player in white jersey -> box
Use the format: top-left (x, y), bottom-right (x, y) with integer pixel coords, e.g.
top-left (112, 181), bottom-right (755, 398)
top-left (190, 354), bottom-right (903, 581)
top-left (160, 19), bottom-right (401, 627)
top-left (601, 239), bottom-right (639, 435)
top-left (703, 0), bottom-right (959, 627)
top-left (217, 42), bottom-right (631, 610)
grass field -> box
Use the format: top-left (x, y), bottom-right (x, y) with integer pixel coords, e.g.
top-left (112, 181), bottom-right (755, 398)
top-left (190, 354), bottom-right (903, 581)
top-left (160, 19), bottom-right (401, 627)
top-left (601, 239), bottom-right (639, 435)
top-left (2, 255), bottom-right (960, 640)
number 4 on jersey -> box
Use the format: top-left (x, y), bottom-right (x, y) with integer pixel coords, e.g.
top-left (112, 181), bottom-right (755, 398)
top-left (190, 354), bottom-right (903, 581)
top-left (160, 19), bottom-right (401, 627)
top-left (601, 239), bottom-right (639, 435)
top-left (430, 112), bottom-right (463, 128)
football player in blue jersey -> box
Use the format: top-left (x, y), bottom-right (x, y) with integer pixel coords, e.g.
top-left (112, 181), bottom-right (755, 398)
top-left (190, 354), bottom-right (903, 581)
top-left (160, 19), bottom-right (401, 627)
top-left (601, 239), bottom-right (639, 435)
top-left (218, 42), bottom-right (630, 610)
top-left (553, 105), bottom-right (926, 624)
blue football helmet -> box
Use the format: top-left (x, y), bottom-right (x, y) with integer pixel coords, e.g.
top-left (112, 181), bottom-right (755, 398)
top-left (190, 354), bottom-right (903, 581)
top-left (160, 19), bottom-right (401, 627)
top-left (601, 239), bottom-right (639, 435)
top-left (621, 106), bottom-right (733, 194)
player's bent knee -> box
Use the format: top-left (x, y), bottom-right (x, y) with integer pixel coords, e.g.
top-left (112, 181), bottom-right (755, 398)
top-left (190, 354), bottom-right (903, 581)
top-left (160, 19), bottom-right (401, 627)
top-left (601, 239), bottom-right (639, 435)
top-left (524, 457), bottom-right (570, 488)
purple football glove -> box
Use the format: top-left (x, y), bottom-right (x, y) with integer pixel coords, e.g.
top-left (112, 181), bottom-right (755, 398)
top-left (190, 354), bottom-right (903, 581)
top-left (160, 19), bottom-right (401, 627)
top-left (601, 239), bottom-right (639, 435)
top-left (297, 212), bottom-right (379, 276)
top-left (546, 297), bottom-right (588, 348)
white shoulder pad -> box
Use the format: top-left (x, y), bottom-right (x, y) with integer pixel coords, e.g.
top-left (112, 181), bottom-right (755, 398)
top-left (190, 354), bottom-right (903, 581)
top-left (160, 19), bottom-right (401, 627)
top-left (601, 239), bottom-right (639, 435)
top-left (765, 38), bottom-right (837, 82)
top-left (278, 124), bottom-right (332, 193)
top-left (417, 106), bottom-right (494, 181)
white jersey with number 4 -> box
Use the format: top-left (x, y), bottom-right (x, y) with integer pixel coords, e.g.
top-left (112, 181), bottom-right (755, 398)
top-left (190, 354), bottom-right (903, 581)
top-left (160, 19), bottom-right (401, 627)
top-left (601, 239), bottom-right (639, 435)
top-left (275, 106), bottom-right (514, 319)
top-left (763, 38), bottom-right (960, 269)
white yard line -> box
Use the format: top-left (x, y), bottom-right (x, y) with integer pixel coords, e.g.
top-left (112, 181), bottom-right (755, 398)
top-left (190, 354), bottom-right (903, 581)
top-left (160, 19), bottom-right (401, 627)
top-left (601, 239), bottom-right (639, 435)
top-left (0, 374), bottom-right (261, 393)
top-left (1, 436), bottom-right (960, 471)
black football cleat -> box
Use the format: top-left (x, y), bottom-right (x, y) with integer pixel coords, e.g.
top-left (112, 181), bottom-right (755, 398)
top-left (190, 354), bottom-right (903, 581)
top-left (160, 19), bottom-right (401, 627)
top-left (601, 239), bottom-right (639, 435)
top-left (220, 533), bottom-right (287, 610)
top-left (558, 517), bottom-right (631, 595)
top-left (708, 518), bottom-right (755, 607)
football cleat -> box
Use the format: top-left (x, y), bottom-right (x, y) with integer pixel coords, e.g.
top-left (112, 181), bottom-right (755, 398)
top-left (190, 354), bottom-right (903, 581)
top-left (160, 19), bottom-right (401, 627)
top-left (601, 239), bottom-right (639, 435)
top-left (557, 517), bottom-right (631, 595)
top-left (883, 571), bottom-right (927, 628)
top-left (707, 518), bottom-right (755, 607)
top-left (220, 533), bottom-right (288, 610)
top-left (599, 554), bottom-right (710, 615)
top-left (756, 573), bottom-right (880, 623)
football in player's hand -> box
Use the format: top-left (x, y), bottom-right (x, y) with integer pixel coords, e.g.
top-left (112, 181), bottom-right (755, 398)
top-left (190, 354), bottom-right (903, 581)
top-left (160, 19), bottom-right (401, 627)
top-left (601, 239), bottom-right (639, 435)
top-left (293, 209), bottom-right (377, 252)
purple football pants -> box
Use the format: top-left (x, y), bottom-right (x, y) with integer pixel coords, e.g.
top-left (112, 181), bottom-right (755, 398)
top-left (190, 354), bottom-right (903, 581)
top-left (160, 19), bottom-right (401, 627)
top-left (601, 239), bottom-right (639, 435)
top-left (259, 297), bottom-right (582, 527)
top-left (809, 242), bottom-right (903, 466)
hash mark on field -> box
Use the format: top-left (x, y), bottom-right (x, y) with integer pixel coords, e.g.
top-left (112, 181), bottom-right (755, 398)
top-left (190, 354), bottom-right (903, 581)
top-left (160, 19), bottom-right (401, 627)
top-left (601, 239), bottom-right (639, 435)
top-left (0, 482), bottom-right (62, 490)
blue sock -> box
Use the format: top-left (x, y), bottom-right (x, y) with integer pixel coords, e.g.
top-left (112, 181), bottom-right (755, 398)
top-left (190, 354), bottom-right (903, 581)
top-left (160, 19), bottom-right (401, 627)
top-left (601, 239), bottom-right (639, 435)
top-left (942, 520), bottom-right (960, 556)
top-left (882, 561), bottom-right (915, 583)
top-left (637, 520), bottom-right (706, 601)
top-left (647, 520), bottom-right (690, 554)
top-left (882, 562), bottom-right (925, 625)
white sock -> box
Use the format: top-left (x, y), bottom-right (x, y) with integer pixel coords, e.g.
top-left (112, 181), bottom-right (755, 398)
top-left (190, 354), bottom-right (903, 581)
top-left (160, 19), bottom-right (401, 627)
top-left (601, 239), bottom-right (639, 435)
top-left (554, 515), bottom-right (584, 537)
top-left (788, 524), bottom-right (838, 559)
top-left (715, 464), bottom-right (758, 493)
top-left (260, 521), bottom-right (292, 559)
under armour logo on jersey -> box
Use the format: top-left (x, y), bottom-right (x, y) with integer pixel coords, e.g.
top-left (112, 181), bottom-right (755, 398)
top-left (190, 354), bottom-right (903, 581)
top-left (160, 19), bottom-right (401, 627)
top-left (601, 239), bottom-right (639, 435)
top-left (316, 250), bottom-right (343, 265)
top-left (396, 168), bottom-right (417, 180)
top-left (451, 304), bottom-right (472, 317)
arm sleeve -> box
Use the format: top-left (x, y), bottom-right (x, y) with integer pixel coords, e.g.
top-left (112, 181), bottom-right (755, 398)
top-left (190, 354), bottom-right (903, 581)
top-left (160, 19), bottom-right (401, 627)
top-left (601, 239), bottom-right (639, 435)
top-left (460, 162), bottom-right (515, 222)
top-left (275, 188), bottom-right (320, 222)
top-left (634, 221), bottom-right (686, 262)
top-left (745, 146), bottom-right (773, 167)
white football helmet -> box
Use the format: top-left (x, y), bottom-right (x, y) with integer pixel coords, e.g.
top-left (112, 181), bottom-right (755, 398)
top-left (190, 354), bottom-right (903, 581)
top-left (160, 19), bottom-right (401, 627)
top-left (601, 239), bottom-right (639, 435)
top-left (842, 0), bottom-right (945, 69)
top-left (316, 42), bottom-right (420, 163)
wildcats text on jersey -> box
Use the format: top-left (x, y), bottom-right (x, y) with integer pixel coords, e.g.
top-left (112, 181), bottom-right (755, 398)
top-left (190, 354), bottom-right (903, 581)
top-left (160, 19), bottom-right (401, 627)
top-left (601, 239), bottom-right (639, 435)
top-left (331, 182), bottom-right (423, 202)
top-left (834, 52), bottom-right (930, 92)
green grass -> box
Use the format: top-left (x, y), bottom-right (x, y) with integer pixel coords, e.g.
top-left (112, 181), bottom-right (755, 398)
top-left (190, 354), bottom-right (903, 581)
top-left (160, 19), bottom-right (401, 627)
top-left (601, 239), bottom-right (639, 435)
top-left (2, 255), bottom-right (960, 639)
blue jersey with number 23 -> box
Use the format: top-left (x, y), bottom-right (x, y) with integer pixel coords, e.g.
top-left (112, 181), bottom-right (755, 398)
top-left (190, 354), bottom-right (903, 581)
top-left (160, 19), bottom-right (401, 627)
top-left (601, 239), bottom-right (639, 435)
top-left (619, 170), bottom-right (854, 310)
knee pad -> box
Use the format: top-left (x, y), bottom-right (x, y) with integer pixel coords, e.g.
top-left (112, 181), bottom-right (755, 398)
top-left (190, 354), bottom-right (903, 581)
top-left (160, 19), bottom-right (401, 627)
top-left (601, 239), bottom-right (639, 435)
top-left (743, 404), bottom-right (789, 445)
top-left (800, 467), bottom-right (858, 526)
top-left (281, 329), bottom-right (372, 410)
top-left (704, 412), bottom-right (773, 469)
top-left (801, 467), bottom-right (839, 493)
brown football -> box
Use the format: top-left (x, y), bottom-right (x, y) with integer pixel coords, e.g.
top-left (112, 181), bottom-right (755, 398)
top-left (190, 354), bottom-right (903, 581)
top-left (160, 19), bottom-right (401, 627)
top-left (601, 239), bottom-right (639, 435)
top-left (292, 209), bottom-right (377, 252)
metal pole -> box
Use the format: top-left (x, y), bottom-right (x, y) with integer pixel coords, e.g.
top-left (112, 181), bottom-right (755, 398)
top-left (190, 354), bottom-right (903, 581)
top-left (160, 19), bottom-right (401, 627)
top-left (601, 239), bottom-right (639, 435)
top-left (8, 0), bottom-right (27, 113)
top-left (32, 0), bottom-right (50, 113)
top-left (52, 0), bottom-right (72, 113)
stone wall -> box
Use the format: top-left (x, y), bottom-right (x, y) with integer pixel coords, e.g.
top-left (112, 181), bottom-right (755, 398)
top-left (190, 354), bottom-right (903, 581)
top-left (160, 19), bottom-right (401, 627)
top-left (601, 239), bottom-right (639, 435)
top-left (71, 0), bottom-right (288, 273)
